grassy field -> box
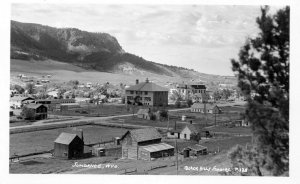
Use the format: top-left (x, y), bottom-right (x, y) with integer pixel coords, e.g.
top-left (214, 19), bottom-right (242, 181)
top-left (9, 155), bottom-right (118, 174)
top-left (10, 59), bottom-right (182, 85)
top-left (10, 125), bottom-right (128, 157)
top-left (206, 126), bottom-right (251, 134)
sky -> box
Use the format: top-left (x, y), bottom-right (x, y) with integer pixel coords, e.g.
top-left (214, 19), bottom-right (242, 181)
top-left (11, 4), bottom-right (281, 76)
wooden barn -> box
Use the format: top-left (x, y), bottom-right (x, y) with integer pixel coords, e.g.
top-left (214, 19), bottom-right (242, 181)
top-left (23, 104), bottom-right (48, 120)
top-left (53, 132), bottom-right (84, 159)
top-left (120, 127), bottom-right (174, 161)
top-left (184, 144), bottom-right (208, 157)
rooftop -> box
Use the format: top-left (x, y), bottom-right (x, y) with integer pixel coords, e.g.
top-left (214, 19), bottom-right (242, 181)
top-left (126, 80), bottom-right (168, 92)
top-left (54, 132), bottom-right (81, 145)
top-left (122, 127), bottom-right (162, 142)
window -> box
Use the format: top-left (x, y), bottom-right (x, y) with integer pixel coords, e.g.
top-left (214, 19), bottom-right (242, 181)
top-left (127, 96), bottom-right (133, 100)
top-left (130, 91), bottom-right (134, 94)
top-left (184, 134), bottom-right (187, 139)
top-left (144, 97), bottom-right (151, 101)
top-left (144, 91), bottom-right (148, 95)
top-left (170, 132), bottom-right (174, 135)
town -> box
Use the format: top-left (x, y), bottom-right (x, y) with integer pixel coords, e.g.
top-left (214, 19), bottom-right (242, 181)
top-left (10, 74), bottom-right (251, 175)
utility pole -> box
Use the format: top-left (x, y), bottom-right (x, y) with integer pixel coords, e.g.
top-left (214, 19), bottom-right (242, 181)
top-left (175, 139), bottom-right (178, 175)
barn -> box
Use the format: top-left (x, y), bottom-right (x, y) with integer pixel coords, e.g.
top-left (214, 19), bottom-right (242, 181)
top-left (53, 132), bottom-right (84, 159)
top-left (120, 127), bottom-right (174, 161)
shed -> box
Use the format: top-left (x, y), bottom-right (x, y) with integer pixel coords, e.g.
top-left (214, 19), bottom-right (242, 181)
top-left (120, 127), bottom-right (174, 160)
top-left (186, 144), bottom-right (208, 156)
top-left (54, 132), bottom-right (84, 159)
top-left (139, 142), bottom-right (174, 161)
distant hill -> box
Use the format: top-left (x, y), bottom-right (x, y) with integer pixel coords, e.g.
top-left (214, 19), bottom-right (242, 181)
top-left (10, 20), bottom-right (237, 86)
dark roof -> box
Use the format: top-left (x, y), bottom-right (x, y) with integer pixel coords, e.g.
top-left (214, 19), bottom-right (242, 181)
top-left (122, 127), bottom-right (162, 142)
top-left (187, 144), bottom-right (207, 151)
top-left (54, 132), bottom-right (80, 145)
top-left (126, 82), bottom-right (168, 92)
top-left (177, 83), bottom-right (206, 89)
top-left (25, 104), bottom-right (46, 109)
top-left (169, 128), bottom-right (181, 133)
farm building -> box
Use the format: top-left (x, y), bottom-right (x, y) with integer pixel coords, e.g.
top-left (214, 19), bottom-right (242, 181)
top-left (167, 128), bottom-right (181, 139)
top-left (53, 132), bottom-right (84, 159)
top-left (120, 127), bottom-right (174, 161)
top-left (184, 144), bottom-right (208, 157)
top-left (10, 96), bottom-right (34, 109)
top-left (191, 103), bottom-right (222, 114)
top-left (136, 108), bottom-right (151, 120)
top-left (167, 123), bottom-right (209, 141)
top-left (23, 104), bottom-right (48, 120)
top-left (125, 78), bottom-right (168, 107)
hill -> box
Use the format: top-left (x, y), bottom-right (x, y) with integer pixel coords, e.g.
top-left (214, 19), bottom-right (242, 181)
top-left (10, 20), bottom-right (237, 86)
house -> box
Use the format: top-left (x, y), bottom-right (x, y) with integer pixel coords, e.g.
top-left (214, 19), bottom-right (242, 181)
top-left (120, 128), bottom-right (174, 160)
top-left (137, 108), bottom-right (151, 120)
top-left (192, 93), bottom-right (210, 103)
top-left (23, 104), bottom-right (48, 120)
top-left (10, 96), bottom-right (34, 109)
top-left (53, 132), bottom-right (84, 159)
top-left (180, 124), bottom-right (202, 140)
top-left (191, 103), bottom-right (222, 114)
top-left (184, 144), bottom-right (208, 157)
top-left (125, 78), bottom-right (168, 107)
top-left (176, 83), bottom-right (206, 98)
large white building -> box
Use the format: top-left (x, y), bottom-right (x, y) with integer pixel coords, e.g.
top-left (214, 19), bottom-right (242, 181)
top-left (125, 78), bottom-right (168, 107)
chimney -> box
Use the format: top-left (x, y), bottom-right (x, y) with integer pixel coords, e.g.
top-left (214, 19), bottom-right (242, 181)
top-left (136, 79), bottom-right (139, 84)
top-left (146, 78), bottom-right (149, 83)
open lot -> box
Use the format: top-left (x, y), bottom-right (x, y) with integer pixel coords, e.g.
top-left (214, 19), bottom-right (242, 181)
top-left (10, 125), bottom-right (128, 157)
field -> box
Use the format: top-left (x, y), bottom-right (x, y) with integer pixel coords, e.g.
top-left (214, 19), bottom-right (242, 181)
top-left (10, 125), bottom-right (128, 157)
top-left (10, 59), bottom-right (182, 86)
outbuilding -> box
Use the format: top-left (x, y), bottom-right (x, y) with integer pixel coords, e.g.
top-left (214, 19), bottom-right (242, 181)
top-left (120, 127), bottom-right (174, 160)
top-left (54, 132), bottom-right (84, 159)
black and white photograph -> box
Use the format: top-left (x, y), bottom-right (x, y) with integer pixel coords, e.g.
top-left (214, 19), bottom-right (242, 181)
top-left (1, 0), bottom-right (299, 183)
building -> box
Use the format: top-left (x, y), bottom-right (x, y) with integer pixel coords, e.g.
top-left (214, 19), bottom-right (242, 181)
top-left (184, 144), bottom-right (208, 157)
top-left (167, 123), bottom-right (209, 141)
top-left (191, 103), bottom-right (222, 114)
top-left (35, 98), bottom-right (76, 111)
top-left (10, 96), bottom-right (34, 109)
top-left (53, 132), bottom-right (84, 159)
top-left (120, 128), bottom-right (174, 160)
top-left (180, 124), bottom-right (202, 140)
top-left (176, 83), bottom-right (206, 98)
top-left (23, 104), bottom-right (48, 120)
top-left (125, 78), bottom-right (168, 107)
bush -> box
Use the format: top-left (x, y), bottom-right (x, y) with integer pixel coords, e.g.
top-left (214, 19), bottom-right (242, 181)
top-left (150, 113), bottom-right (157, 121)
top-left (159, 110), bottom-right (168, 120)
top-left (175, 101), bottom-right (181, 108)
top-left (187, 99), bottom-right (193, 107)
top-left (21, 107), bottom-right (35, 120)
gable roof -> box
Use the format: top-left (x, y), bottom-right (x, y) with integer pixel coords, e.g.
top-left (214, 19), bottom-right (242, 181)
top-left (126, 82), bottom-right (168, 92)
top-left (122, 127), bottom-right (162, 142)
top-left (54, 132), bottom-right (80, 145)
top-left (10, 96), bottom-right (34, 102)
top-left (25, 104), bottom-right (46, 109)
top-left (187, 144), bottom-right (207, 151)
top-left (182, 124), bottom-right (200, 134)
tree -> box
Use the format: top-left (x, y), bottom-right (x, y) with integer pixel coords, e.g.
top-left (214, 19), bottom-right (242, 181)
top-left (13, 84), bottom-right (25, 94)
top-left (170, 90), bottom-right (184, 102)
top-left (21, 106), bottom-right (35, 120)
top-left (25, 83), bottom-right (35, 94)
top-left (230, 6), bottom-right (289, 176)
